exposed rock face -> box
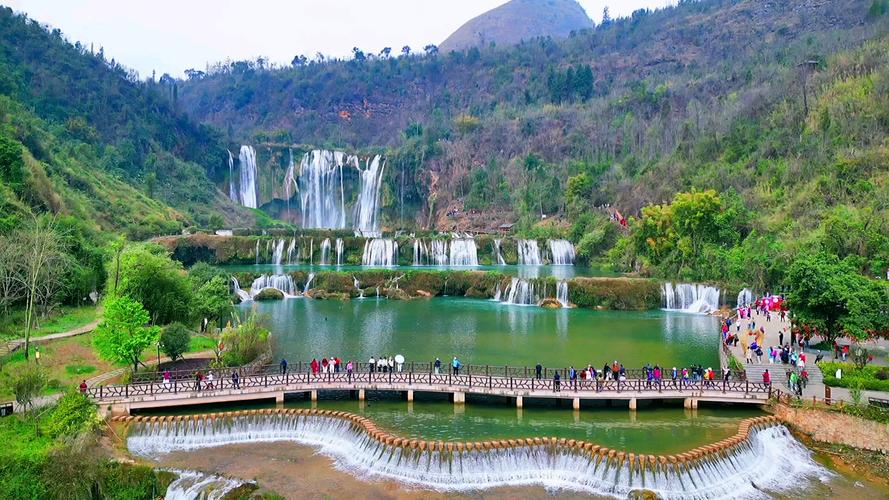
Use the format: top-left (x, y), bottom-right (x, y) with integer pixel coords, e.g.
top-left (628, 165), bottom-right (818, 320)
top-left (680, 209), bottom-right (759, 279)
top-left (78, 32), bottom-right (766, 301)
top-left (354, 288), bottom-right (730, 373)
top-left (440, 0), bottom-right (593, 52)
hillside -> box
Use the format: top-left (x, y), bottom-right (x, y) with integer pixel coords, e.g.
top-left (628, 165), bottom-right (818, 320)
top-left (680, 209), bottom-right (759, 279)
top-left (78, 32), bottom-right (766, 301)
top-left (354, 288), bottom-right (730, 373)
top-left (0, 6), bottom-right (253, 235)
top-left (439, 0), bottom-right (593, 52)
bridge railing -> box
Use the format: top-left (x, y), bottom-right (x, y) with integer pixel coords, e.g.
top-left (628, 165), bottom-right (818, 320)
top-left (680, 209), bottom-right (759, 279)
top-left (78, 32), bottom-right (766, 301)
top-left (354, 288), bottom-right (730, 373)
top-left (88, 363), bottom-right (768, 401)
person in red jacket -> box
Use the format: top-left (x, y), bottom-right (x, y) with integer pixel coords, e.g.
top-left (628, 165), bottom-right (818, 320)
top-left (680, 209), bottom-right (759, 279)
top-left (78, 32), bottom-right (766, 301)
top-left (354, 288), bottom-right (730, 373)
top-left (762, 368), bottom-right (771, 385)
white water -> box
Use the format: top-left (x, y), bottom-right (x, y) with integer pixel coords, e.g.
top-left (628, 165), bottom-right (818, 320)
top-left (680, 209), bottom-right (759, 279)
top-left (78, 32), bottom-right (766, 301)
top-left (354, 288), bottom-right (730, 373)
top-left (557, 281), bottom-right (569, 308)
top-left (336, 238), bottom-right (344, 266)
top-left (254, 240), bottom-right (260, 265)
top-left (283, 148), bottom-right (298, 218)
top-left (353, 155), bottom-right (385, 236)
top-left (129, 416), bottom-right (830, 499)
top-left (493, 239), bottom-right (506, 265)
top-left (248, 274), bottom-right (298, 298)
top-left (227, 150), bottom-right (238, 203)
top-left (412, 239), bottom-right (428, 266)
top-left (320, 238), bottom-right (331, 265)
top-left (237, 145), bottom-right (258, 209)
top-left (737, 288), bottom-right (755, 308)
top-left (548, 240), bottom-right (576, 265)
top-left (230, 277), bottom-right (251, 302)
top-left (662, 283), bottom-right (721, 314)
top-left (362, 238), bottom-right (398, 266)
top-left (429, 240), bottom-right (448, 266)
top-left (303, 273), bottom-right (315, 294)
top-left (517, 240), bottom-right (541, 265)
top-left (164, 469), bottom-right (245, 500)
top-left (299, 150), bottom-right (347, 229)
top-left (271, 239), bottom-right (285, 265)
top-left (286, 238), bottom-right (296, 265)
top-left (449, 238), bottom-right (479, 266)
top-left (499, 278), bottom-right (539, 306)
top-left (353, 276), bottom-right (364, 298)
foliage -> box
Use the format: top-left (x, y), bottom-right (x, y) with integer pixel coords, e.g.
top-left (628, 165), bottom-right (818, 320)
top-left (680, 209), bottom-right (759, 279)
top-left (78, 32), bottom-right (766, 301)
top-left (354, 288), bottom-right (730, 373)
top-left (220, 311), bottom-right (270, 366)
top-left (193, 275), bottom-right (233, 327)
top-left (158, 322), bottom-right (191, 362)
top-left (821, 361), bottom-right (889, 392)
top-left (785, 253), bottom-right (889, 345)
top-left (107, 244), bottom-right (193, 325)
top-left (187, 262), bottom-right (229, 286)
top-left (12, 363), bottom-right (46, 412)
top-left (45, 392), bottom-right (98, 438)
top-left (93, 296), bottom-right (160, 372)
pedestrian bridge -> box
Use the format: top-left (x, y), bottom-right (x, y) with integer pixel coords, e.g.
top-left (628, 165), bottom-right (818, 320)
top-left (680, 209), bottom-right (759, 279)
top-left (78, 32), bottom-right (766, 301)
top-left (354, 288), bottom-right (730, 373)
top-left (86, 363), bottom-right (772, 415)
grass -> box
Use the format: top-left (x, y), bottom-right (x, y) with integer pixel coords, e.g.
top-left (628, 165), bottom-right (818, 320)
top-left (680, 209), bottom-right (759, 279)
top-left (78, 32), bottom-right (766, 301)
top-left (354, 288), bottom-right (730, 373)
top-left (64, 364), bottom-right (97, 376)
top-left (0, 305), bottom-right (99, 341)
top-left (821, 362), bottom-right (889, 392)
top-left (189, 335), bottom-right (216, 352)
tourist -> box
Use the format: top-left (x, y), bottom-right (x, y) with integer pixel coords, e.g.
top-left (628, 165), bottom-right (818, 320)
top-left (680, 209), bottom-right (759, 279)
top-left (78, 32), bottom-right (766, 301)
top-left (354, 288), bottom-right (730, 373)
top-left (569, 366), bottom-right (577, 389)
top-left (368, 356), bottom-right (376, 373)
top-left (722, 366), bottom-right (730, 382)
top-left (602, 363), bottom-right (611, 380)
top-left (611, 360), bottom-right (620, 381)
top-left (762, 368), bottom-right (771, 386)
top-left (800, 368), bottom-right (809, 390)
top-left (452, 356), bottom-right (461, 375)
top-left (755, 345), bottom-right (763, 364)
top-left (681, 367), bottom-right (689, 387)
top-left (671, 367), bottom-right (678, 387)
top-left (280, 358), bottom-right (288, 375)
top-left (388, 356), bottom-right (395, 372)
top-left (231, 370), bottom-right (240, 389)
top-left (553, 371), bottom-right (561, 392)
top-left (395, 355), bottom-right (404, 373)
top-left (206, 370), bottom-right (215, 390)
top-left (321, 357), bottom-right (329, 373)
top-left (335, 357), bottom-right (342, 373)
top-left (194, 371), bottom-right (203, 391)
top-left (346, 360), bottom-right (354, 375)
top-left (163, 369), bottom-right (172, 387)
top-left (79, 380), bottom-right (88, 394)
top-left (645, 365), bottom-right (653, 388)
top-left (535, 363), bottom-right (543, 380)
top-left (434, 357), bottom-right (442, 374)
top-left (618, 365), bottom-right (626, 381)
top-left (311, 358), bottom-right (320, 377)
top-left (330, 357), bottom-right (337, 373)
top-left (653, 365), bottom-right (662, 387)
top-left (778, 329), bottom-right (784, 346)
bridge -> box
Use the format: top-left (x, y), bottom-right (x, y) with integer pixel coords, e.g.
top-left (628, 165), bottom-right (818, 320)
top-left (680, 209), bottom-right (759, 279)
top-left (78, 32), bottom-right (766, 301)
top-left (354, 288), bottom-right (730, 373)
top-left (87, 362), bottom-right (772, 415)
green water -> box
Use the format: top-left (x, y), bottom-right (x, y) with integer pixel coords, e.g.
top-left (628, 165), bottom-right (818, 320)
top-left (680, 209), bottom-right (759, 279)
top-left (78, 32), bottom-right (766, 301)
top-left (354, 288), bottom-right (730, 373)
top-left (223, 263), bottom-right (616, 279)
top-left (137, 395), bottom-right (761, 454)
top-left (244, 298), bottom-right (719, 369)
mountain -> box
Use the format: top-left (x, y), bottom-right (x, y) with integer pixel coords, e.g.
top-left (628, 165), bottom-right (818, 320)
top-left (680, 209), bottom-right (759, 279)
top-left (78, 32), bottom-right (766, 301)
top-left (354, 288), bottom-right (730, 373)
top-left (0, 6), bottom-right (254, 237)
top-left (439, 0), bottom-right (594, 52)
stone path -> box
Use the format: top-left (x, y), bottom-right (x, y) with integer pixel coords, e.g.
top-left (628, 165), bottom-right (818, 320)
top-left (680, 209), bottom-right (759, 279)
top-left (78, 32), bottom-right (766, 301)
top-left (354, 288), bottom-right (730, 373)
top-left (0, 319), bottom-right (101, 358)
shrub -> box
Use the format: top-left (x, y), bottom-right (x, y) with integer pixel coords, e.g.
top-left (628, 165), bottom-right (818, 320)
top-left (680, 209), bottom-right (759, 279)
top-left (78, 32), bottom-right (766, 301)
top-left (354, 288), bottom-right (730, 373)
top-left (46, 392), bottom-right (98, 438)
top-left (221, 312), bottom-right (270, 366)
top-left (159, 323), bottom-right (191, 362)
top-left (821, 362), bottom-right (889, 392)
top-left (13, 364), bottom-right (46, 412)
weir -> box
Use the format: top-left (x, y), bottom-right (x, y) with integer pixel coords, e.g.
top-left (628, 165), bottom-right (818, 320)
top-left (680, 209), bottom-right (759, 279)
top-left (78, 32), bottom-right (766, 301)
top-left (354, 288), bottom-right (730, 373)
top-left (124, 412), bottom-right (823, 498)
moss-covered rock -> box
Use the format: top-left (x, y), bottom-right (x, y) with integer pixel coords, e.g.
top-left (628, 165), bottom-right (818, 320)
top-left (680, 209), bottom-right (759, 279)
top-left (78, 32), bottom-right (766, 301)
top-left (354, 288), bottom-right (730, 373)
top-left (254, 288), bottom-right (285, 300)
top-left (539, 298), bottom-right (563, 309)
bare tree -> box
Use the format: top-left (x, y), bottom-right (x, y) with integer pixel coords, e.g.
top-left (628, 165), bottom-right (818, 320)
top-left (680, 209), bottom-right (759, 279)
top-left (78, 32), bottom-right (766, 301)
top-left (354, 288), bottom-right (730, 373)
top-left (15, 215), bottom-right (68, 360)
top-left (0, 237), bottom-right (23, 315)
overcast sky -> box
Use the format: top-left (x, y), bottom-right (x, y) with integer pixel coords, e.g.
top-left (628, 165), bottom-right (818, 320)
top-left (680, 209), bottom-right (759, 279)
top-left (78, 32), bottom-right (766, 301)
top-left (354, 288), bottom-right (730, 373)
top-left (6, 0), bottom-right (674, 77)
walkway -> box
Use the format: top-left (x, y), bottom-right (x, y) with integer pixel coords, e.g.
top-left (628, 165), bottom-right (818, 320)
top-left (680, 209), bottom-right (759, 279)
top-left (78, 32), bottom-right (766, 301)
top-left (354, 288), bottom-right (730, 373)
top-left (86, 364), bottom-right (772, 415)
top-left (0, 319), bottom-right (100, 358)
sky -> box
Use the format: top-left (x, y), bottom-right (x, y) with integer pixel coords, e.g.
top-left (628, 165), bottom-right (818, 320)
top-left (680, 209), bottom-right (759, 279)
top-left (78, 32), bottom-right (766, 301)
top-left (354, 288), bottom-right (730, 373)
top-left (6, 0), bottom-right (675, 78)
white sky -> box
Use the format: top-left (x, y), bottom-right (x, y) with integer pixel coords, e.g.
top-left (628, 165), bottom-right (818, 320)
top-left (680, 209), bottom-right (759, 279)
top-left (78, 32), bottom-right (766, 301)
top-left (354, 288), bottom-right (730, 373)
top-left (6, 0), bottom-right (675, 78)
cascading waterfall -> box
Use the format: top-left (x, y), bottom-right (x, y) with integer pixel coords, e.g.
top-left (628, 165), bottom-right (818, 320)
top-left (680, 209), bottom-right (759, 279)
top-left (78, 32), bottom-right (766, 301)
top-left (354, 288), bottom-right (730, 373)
top-left (303, 273), bottom-right (315, 294)
top-left (517, 240), bottom-right (541, 265)
top-left (548, 240), bottom-right (576, 265)
top-left (286, 238), bottom-right (296, 265)
top-left (299, 150), bottom-right (347, 229)
top-left (353, 276), bottom-right (364, 299)
top-left (230, 277), bottom-right (251, 302)
top-left (335, 238), bottom-right (344, 266)
top-left (320, 238), bottom-right (331, 265)
top-left (412, 239), bottom-right (428, 266)
top-left (493, 239), bottom-right (506, 266)
top-left (362, 239), bottom-right (398, 266)
top-left (353, 155), bottom-right (385, 236)
top-left (249, 274), bottom-right (298, 298)
top-left (737, 288), bottom-right (754, 308)
top-left (254, 240), bottom-right (260, 265)
top-left (283, 148), bottom-right (298, 219)
top-left (449, 238), bottom-right (478, 266)
top-left (163, 469), bottom-right (245, 500)
top-left (499, 278), bottom-right (539, 306)
top-left (557, 281), bottom-right (569, 308)
top-left (430, 240), bottom-right (448, 266)
top-left (238, 145), bottom-right (258, 209)
top-left (271, 239), bottom-right (285, 265)
top-left (129, 415), bottom-right (827, 499)
top-left (662, 283), bottom-right (721, 314)
top-left (227, 150), bottom-right (235, 200)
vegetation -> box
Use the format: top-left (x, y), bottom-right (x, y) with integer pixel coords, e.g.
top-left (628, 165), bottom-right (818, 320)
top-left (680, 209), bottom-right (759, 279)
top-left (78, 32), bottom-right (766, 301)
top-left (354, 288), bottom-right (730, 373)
top-left (821, 361), bottom-right (889, 392)
top-left (92, 296), bottom-right (160, 372)
top-left (12, 363), bottom-right (45, 413)
top-left (158, 323), bottom-right (191, 362)
top-left (219, 311), bottom-right (271, 367)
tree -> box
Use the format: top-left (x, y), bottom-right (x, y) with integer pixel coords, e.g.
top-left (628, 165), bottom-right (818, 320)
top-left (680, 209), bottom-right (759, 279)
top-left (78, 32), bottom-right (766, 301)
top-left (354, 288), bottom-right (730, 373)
top-left (351, 47), bottom-right (366, 62)
top-left (423, 44), bottom-right (438, 56)
top-left (13, 364), bottom-right (46, 414)
top-left (159, 323), bottom-right (191, 362)
top-left (0, 133), bottom-right (26, 193)
top-left (401, 45), bottom-right (411, 57)
top-left (194, 276), bottom-right (233, 329)
top-left (785, 253), bottom-right (889, 349)
top-left (108, 243), bottom-right (193, 324)
top-left (379, 47), bottom-right (392, 59)
top-left (16, 215), bottom-right (68, 360)
top-left (0, 235), bottom-right (22, 314)
top-left (601, 6), bottom-right (612, 26)
top-left (93, 296), bottom-right (160, 372)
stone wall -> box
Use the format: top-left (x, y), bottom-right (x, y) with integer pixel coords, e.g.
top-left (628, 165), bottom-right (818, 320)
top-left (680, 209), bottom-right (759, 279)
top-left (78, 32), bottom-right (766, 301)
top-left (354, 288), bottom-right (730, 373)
top-left (772, 404), bottom-right (889, 452)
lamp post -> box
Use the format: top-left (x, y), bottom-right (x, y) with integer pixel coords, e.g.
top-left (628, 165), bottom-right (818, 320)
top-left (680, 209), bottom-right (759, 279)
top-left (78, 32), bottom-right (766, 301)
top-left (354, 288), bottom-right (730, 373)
top-left (156, 341), bottom-right (161, 370)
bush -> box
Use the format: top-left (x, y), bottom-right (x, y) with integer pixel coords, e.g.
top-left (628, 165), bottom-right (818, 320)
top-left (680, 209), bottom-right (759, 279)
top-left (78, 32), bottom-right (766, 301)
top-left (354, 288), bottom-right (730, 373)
top-left (821, 362), bottom-right (889, 392)
top-left (159, 323), bottom-right (191, 362)
top-left (220, 312), bottom-right (270, 366)
top-left (46, 392), bottom-right (98, 438)
top-left (13, 364), bottom-right (46, 412)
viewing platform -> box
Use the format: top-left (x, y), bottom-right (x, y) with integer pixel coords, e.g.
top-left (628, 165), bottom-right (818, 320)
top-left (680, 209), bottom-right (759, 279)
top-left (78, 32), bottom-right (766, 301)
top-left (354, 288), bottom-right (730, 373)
top-left (86, 363), bottom-right (772, 415)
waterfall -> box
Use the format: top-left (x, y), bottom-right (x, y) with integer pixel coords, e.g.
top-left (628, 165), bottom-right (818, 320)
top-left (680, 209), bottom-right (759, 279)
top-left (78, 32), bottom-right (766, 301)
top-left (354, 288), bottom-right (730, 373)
top-left (412, 239), bottom-right (428, 266)
top-left (737, 288), bottom-right (755, 308)
top-left (249, 274), bottom-right (298, 298)
top-left (353, 276), bottom-right (364, 299)
top-left (283, 148), bottom-right (298, 219)
top-left (335, 238), bottom-right (344, 266)
top-left (449, 238), bottom-right (478, 266)
top-left (303, 273), bottom-right (315, 294)
top-left (254, 240), bottom-right (260, 265)
top-left (230, 277), bottom-right (251, 302)
top-left (662, 282), bottom-right (721, 314)
top-left (320, 238), bottom-right (331, 265)
top-left (353, 155), bottom-right (385, 236)
top-left (129, 416), bottom-right (825, 498)
top-left (286, 238), bottom-right (296, 265)
top-left (299, 150), bottom-right (347, 229)
top-left (430, 240), bottom-right (448, 266)
top-left (227, 149), bottom-right (235, 201)
top-left (557, 281), bottom-right (569, 308)
top-left (548, 240), bottom-right (576, 265)
top-left (362, 238), bottom-right (398, 266)
top-left (517, 240), bottom-right (541, 265)
top-left (271, 239), bottom-right (285, 266)
top-left (237, 145), bottom-right (258, 209)
top-left (163, 469), bottom-right (246, 500)
top-left (493, 239), bottom-right (506, 265)
top-left (499, 278), bottom-right (539, 306)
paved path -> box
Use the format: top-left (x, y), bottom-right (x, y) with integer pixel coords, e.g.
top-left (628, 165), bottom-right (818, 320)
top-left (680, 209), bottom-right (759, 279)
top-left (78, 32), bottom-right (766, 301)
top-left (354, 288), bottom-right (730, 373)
top-left (0, 319), bottom-right (101, 358)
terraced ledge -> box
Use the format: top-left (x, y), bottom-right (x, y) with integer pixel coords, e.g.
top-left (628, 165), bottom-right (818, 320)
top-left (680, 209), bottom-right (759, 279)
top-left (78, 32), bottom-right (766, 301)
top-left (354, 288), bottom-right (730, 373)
top-left (112, 409), bottom-right (782, 468)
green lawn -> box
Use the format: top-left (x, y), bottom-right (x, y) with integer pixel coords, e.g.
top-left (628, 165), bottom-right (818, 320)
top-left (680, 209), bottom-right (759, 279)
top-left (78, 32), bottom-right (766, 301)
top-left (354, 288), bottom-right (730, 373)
top-left (821, 362), bottom-right (889, 392)
top-left (0, 305), bottom-right (99, 341)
